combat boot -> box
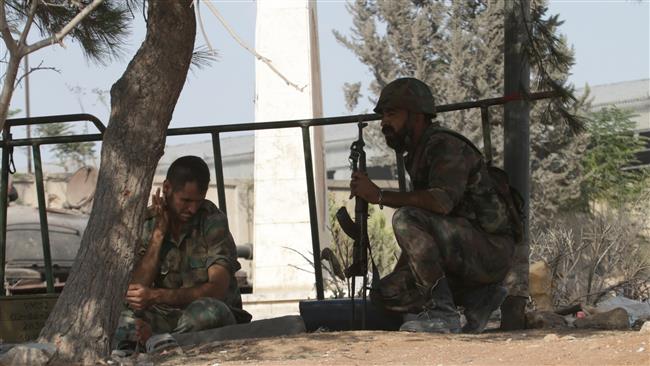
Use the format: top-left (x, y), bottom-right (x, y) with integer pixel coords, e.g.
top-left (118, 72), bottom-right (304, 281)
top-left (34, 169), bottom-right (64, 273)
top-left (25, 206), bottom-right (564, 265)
top-left (500, 295), bottom-right (528, 330)
top-left (461, 284), bottom-right (508, 333)
top-left (399, 277), bottom-right (461, 333)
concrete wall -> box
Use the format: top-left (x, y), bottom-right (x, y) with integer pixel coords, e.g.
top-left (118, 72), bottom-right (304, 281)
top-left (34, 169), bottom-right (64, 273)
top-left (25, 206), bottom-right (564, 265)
top-left (11, 175), bottom-right (400, 245)
top-left (577, 79), bottom-right (650, 130)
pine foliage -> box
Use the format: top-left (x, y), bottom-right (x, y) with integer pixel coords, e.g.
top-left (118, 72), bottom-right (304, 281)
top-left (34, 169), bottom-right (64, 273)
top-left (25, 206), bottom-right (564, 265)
top-left (3, 0), bottom-right (134, 64)
top-left (578, 107), bottom-right (649, 209)
top-left (37, 122), bottom-right (95, 171)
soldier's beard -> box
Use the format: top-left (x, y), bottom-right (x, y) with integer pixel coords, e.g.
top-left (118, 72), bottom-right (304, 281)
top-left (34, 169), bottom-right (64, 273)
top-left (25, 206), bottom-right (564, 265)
top-left (165, 192), bottom-right (190, 224)
top-left (382, 126), bottom-right (408, 153)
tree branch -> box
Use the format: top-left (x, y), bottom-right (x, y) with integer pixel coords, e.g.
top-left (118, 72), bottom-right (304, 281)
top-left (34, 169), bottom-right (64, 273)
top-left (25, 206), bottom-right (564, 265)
top-left (568, 278), bottom-right (634, 306)
top-left (15, 60), bottom-right (60, 86)
top-left (202, 0), bottom-right (307, 92)
top-left (25, 0), bottom-right (105, 56)
top-left (0, 0), bottom-right (18, 55)
top-left (18, 0), bottom-right (39, 49)
top-left (282, 246), bottom-right (315, 268)
top-left (288, 264), bottom-right (315, 275)
top-left (193, 0), bottom-right (216, 58)
top-left (40, 0), bottom-right (70, 8)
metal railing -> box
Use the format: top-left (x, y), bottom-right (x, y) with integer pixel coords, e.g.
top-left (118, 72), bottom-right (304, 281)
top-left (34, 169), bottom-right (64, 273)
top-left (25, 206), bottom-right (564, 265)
top-left (0, 91), bottom-right (556, 298)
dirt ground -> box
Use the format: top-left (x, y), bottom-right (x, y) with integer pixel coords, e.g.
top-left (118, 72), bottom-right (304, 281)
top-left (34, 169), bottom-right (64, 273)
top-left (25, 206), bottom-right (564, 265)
top-left (154, 328), bottom-right (649, 366)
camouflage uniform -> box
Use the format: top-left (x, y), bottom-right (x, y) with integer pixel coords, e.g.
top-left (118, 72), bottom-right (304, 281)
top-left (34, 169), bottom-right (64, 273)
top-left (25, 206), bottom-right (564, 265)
top-left (376, 124), bottom-right (516, 311)
top-left (113, 200), bottom-right (251, 347)
top-left (503, 242), bottom-right (529, 298)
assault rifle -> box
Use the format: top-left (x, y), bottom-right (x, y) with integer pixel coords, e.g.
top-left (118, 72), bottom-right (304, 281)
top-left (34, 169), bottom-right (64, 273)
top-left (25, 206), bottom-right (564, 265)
top-left (336, 121), bottom-right (370, 329)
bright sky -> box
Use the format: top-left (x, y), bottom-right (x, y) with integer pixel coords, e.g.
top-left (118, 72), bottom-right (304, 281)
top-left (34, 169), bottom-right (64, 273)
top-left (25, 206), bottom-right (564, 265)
top-left (3, 0), bottom-right (649, 170)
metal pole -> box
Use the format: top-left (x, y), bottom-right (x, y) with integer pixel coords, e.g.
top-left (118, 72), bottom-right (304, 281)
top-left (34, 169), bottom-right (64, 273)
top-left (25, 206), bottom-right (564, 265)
top-left (502, 0), bottom-right (530, 330)
top-left (211, 132), bottom-right (228, 217)
top-left (350, 275), bottom-right (356, 328)
top-left (0, 129), bottom-right (9, 295)
top-left (33, 145), bottom-right (55, 293)
top-left (7, 114), bottom-right (106, 133)
top-left (301, 126), bottom-right (324, 300)
top-left (24, 55), bottom-right (32, 174)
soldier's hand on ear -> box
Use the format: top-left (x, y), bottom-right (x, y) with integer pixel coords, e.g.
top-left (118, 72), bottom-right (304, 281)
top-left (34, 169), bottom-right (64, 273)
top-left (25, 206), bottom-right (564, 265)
top-left (152, 187), bottom-right (169, 236)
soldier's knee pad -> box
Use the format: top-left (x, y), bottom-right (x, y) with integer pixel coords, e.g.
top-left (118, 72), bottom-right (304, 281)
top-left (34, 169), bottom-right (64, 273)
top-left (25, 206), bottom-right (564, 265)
top-left (179, 298), bottom-right (236, 332)
top-left (392, 207), bottom-right (424, 232)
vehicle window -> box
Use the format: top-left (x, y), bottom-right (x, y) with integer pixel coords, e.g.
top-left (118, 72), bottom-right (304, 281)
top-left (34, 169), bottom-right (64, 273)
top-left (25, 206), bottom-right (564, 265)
top-left (5, 228), bottom-right (82, 263)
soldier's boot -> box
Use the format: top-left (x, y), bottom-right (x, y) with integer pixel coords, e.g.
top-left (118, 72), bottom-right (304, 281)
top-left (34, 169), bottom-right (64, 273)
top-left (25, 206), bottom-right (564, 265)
top-left (399, 277), bottom-right (461, 333)
top-left (500, 295), bottom-right (528, 330)
top-left (462, 284), bottom-right (508, 333)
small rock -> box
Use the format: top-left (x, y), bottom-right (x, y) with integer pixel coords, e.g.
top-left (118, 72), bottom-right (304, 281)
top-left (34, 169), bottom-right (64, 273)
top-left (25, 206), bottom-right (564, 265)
top-left (640, 321), bottom-right (650, 334)
top-left (574, 308), bottom-right (630, 330)
top-left (0, 343), bottom-right (56, 366)
top-left (637, 347), bottom-right (645, 353)
top-left (0, 344), bottom-right (15, 356)
top-left (135, 353), bottom-right (153, 366)
top-left (106, 352), bottom-right (131, 366)
top-left (561, 335), bottom-right (576, 341)
top-left (543, 334), bottom-right (560, 342)
top-left (505, 338), bottom-right (512, 343)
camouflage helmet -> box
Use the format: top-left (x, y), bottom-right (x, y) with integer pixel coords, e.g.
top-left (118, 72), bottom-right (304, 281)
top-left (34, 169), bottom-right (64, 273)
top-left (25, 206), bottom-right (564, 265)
top-left (373, 78), bottom-right (436, 116)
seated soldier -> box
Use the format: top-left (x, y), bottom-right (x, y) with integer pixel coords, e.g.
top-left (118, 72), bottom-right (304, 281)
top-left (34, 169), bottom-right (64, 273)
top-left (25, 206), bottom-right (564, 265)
top-left (113, 155), bottom-right (251, 351)
top-left (350, 78), bottom-right (519, 333)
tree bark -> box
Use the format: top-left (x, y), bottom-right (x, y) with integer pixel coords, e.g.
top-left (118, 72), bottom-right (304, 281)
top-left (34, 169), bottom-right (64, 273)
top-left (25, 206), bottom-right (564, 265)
top-left (0, 55), bottom-right (21, 131)
top-left (38, 1), bottom-right (196, 363)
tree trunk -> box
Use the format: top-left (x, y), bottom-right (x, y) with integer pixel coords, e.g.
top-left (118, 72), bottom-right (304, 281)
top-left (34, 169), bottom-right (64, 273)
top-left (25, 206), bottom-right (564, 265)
top-left (0, 54), bottom-right (21, 131)
top-left (38, 1), bottom-right (196, 363)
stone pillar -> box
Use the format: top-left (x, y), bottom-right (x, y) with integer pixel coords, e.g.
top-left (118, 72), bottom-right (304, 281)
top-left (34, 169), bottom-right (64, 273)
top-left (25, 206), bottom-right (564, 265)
top-left (249, 0), bottom-right (326, 318)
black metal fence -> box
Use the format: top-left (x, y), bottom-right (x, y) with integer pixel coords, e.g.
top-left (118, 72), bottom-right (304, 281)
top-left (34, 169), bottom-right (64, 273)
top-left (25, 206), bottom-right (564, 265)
top-left (0, 91), bottom-right (556, 298)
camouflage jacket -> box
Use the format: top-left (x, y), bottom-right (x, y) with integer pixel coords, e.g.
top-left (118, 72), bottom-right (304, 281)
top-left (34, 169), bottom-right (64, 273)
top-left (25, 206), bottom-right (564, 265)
top-left (405, 123), bottom-right (512, 236)
top-left (139, 200), bottom-right (251, 323)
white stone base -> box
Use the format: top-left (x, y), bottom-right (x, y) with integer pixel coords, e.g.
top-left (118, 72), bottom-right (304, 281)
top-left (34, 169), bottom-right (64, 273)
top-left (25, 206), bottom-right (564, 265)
top-left (242, 294), bottom-right (312, 320)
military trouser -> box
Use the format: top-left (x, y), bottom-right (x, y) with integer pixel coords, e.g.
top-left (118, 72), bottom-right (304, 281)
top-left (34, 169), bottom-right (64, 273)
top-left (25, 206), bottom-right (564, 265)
top-left (112, 297), bottom-right (236, 348)
top-left (374, 207), bottom-right (515, 312)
